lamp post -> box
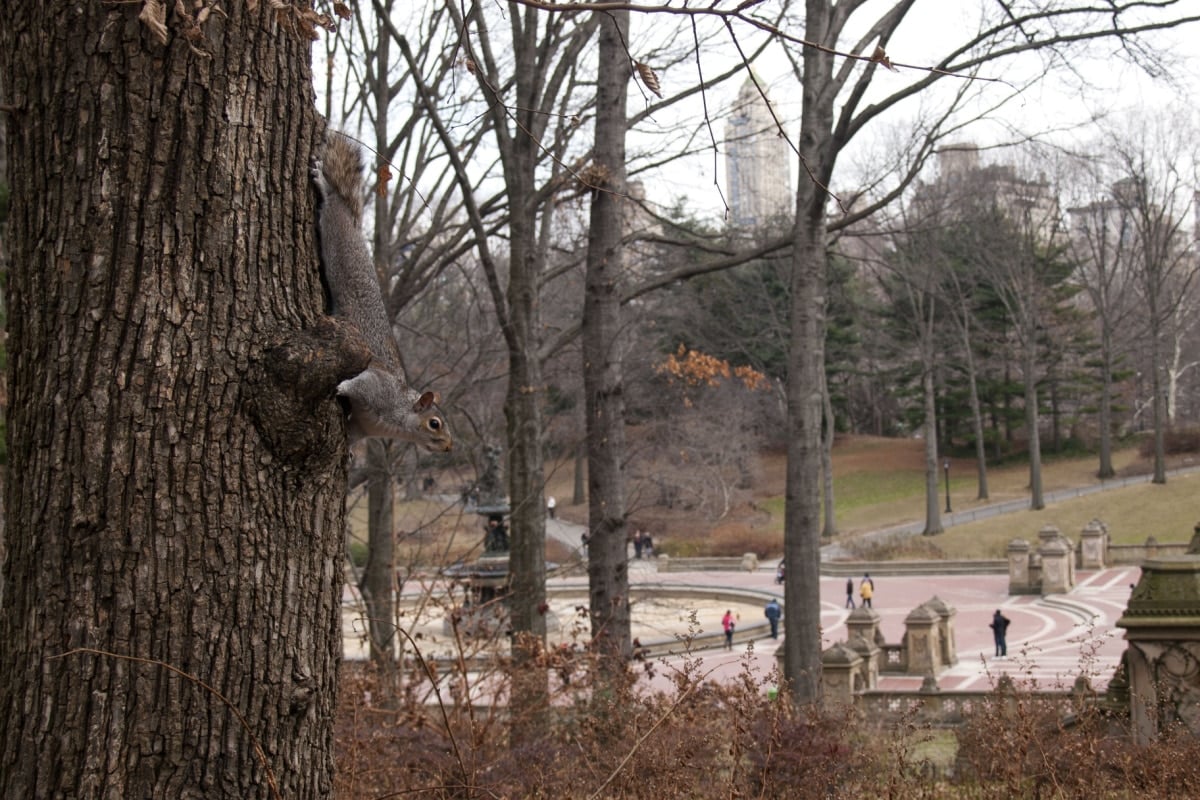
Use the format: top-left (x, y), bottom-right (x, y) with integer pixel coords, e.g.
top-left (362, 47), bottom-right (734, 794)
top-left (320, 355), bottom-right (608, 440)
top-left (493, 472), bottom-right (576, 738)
top-left (943, 459), bottom-right (952, 514)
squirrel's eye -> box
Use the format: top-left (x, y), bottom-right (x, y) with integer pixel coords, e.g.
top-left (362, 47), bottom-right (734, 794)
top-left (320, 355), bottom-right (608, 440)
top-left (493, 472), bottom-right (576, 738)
top-left (428, 418), bottom-right (442, 431)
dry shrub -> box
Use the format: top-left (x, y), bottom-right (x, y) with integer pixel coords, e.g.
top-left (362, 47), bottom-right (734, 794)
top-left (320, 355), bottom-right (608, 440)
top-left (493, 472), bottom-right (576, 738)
top-left (954, 674), bottom-right (1200, 799)
top-left (693, 521), bottom-right (780, 558)
top-left (334, 652), bottom-right (896, 798)
top-left (1138, 426), bottom-right (1200, 457)
top-left (844, 534), bottom-right (946, 561)
top-left (336, 643), bottom-right (1200, 798)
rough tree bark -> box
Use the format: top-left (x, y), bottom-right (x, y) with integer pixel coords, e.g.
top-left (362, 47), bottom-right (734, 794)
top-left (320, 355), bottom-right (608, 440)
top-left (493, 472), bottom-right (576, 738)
top-left (582, 8), bottom-right (633, 666)
top-left (1, 3), bottom-right (351, 796)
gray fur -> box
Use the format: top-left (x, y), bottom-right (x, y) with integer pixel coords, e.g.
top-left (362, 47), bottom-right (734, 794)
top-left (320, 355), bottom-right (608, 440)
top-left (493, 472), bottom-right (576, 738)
top-left (315, 133), bottom-right (452, 452)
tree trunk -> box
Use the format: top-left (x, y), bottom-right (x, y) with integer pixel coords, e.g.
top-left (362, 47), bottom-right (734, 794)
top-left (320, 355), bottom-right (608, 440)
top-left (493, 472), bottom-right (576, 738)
top-left (503, 142), bottom-right (550, 738)
top-left (582, 9), bottom-right (632, 666)
top-left (362, 440), bottom-right (400, 697)
top-left (820, 367), bottom-right (837, 539)
top-left (1098, 327), bottom-right (1116, 479)
top-left (922, 356), bottom-right (944, 535)
top-left (784, 206), bottom-right (827, 705)
top-left (362, 23), bottom-right (403, 698)
top-left (1, 4), bottom-right (345, 797)
top-left (782, 0), bottom-right (840, 706)
top-left (573, 438), bottom-right (587, 506)
top-left (961, 320), bottom-right (990, 498)
top-left (1023, 349), bottom-right (1046, 509)
top-left (1150, 334), bottom-right (1167, 483)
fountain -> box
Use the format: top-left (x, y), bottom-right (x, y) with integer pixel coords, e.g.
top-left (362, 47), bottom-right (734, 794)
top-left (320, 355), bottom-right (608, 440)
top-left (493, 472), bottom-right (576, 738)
top-left (442, 445), bottom-right (533, 635)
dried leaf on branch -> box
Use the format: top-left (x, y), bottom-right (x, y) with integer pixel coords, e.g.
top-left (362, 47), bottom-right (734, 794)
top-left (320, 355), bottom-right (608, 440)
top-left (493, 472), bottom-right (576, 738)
top-left (871, 45), bottom-right (898, 72)
top-left (635, 62), bottom-right (662, 98)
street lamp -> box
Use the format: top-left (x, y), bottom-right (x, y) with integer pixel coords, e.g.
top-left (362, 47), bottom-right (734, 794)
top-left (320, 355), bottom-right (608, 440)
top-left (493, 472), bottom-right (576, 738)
top-left (943, 459), bottom-right (952, 514)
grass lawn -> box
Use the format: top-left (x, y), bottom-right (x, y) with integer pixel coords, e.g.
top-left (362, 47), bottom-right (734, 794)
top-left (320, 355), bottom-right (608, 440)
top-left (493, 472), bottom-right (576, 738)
top-left (930, 471), bottom-right (1200, 559)
top-left (716, 439), bottom-right (1198, 560)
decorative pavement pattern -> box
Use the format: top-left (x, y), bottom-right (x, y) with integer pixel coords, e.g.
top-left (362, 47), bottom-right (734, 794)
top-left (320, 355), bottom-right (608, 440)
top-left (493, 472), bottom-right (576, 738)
top-left (623, 564), bottom-right (1140, 695)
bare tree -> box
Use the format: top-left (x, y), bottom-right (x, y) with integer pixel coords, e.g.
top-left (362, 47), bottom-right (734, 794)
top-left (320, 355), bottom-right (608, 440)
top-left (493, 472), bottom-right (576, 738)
top-left (1107, 111), bottom-right (1200, 482)
top-left (874, 223), bottom-right (946, 534)
top-left (1065, 156), bottom-right (1142, 478)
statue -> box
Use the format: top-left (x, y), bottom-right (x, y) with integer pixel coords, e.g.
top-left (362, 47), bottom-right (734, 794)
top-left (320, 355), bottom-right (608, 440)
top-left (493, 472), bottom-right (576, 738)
top-left (483, 513), bottom-right (509, 554)
top-left (474, 444), bottom-right (507, 514)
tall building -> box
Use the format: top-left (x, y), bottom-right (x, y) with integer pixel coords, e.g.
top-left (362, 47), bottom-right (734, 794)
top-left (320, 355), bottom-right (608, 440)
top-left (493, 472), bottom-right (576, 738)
top-left (725, 76), bottom-right (793, 228)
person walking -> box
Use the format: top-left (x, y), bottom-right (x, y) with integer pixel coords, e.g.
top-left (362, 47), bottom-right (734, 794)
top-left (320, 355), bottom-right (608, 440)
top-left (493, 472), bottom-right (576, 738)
top-left (546, 495), bottom-right (557, 519)
top-left (859, 574), bottom-right (874, 609)
top-left (633, 529), bottom-right (644, 559)
top-left (990, 609), bottom-right (1012, 657)
top-left (845, 577), bottom-right (856, 609)
top-left (721, 609), bottom-right (736, 651)
top-left (763, 598), bottom-right (782, 639)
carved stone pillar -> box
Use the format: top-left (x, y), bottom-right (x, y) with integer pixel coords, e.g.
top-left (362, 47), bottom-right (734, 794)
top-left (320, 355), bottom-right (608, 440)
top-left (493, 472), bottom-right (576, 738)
top-left (845, 606), bottom-right (884, 649)
top-left (1008, 538), bottom-right (1033, 594)
top-left (821, 643), bottom-right (864, 711)
top-left (846, 633), bottom-right (880, 691)
top-left (923, 596), bottom-right (958, 667)
top-left (903, 604), bottom-right (942, 676)
top-left (1038, 527), bottom-right (1073, 595)
top-left (1079, 520), bottom-right (1107, 569)
top-left (1116, 557), bottom-right (1200, 744)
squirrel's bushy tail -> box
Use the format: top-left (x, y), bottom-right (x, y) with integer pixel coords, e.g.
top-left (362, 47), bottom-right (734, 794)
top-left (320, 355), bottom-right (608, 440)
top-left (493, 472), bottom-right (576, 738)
top-left (320, 132), bottom-right (366, 225)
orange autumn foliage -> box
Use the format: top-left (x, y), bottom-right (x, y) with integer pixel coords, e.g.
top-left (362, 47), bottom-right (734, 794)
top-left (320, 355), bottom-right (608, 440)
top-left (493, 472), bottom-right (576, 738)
top-left (656, 344), bottom-right (769, 392)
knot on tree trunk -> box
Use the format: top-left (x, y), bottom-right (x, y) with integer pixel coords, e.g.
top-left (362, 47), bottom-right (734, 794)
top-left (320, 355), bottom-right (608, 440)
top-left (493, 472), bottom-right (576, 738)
top-left (247, 316), bottom-right (370, 468)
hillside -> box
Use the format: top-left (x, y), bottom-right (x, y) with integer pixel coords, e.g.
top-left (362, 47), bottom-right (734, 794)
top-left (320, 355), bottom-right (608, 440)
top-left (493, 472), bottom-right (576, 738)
top-left (543, 435), bottom-right (1199, 561)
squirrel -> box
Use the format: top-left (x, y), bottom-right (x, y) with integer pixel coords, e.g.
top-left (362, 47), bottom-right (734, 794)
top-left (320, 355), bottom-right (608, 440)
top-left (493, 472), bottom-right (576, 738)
top-left (313, 132), bottom-right (452, 452)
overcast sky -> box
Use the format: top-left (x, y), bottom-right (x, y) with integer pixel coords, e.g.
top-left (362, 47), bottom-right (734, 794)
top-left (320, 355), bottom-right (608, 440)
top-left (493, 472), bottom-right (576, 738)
top-left (626, 1), bottom-right (1200, 221)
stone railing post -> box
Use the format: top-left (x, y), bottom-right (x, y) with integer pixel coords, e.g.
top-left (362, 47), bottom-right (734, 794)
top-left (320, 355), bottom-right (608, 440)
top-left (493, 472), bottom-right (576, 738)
top-left (845, 606), bottom-right (884, 648)
top-left (846, 633), bottom-right (880, 691)
top-left (903, 604), bottom-right (942, 676)
top-left (1008, 538), bottom-right (1033, 594)
top-left (821, 643), bottom-right (864, 711)
top-left (1038, 526), bottom-right (1073, 595)
top-left (1079, 520), bottom-right (1107, 569)
top-left (923, 596), bottom-right (958, 667)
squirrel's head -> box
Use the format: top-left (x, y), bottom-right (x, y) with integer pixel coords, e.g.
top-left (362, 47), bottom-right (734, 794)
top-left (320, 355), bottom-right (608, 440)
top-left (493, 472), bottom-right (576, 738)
top-left (338, 370), bottom-right (453, 452)
top-left (410, 390), bottom-right (453, 453)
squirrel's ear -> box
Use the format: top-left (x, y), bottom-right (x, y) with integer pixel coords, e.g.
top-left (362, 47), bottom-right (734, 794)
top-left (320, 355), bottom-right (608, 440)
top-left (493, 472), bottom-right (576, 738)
top-left (414, 391), bottom-right (439, 412)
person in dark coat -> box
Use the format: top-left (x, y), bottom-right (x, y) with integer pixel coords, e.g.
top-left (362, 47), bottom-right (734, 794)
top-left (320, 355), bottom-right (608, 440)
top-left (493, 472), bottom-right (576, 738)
top-left (845, 577), bottom-right (856, 609)
top-left (990, 609), bottom-right (1012, 657)
top-left (763, 598), bottom-right (782, 639)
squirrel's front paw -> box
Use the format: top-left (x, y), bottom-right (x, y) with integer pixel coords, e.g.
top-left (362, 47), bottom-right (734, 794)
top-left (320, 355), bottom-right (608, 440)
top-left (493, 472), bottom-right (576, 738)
top-left (311, 160), bottom-right (326, 195)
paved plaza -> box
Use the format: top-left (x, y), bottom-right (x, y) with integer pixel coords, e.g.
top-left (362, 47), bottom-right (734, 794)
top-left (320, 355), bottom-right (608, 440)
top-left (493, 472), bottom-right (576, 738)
top-left (618, 563), bottom-right (1138, 694)
top-left (344, 512), bottom-right (1144, 697)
